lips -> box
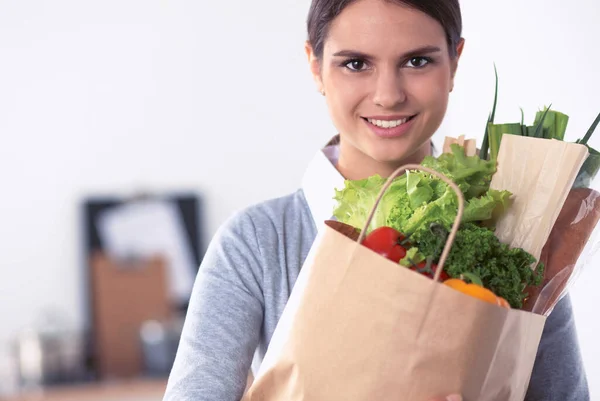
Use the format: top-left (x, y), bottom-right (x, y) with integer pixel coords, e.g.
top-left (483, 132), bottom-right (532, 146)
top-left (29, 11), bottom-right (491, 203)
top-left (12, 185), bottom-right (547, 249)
top-left (364, 115), bottom-right (415, 128)
top-left (361, 114), bottom-right (417, 139)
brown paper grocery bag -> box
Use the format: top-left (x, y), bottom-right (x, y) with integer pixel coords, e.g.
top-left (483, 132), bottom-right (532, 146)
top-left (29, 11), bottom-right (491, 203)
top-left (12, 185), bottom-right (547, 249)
top-left (243, 165), bottom-right (547, 401)
top-left (490, 135), bottom-right (589, 262)
top-left (487, 135), bottom-right (591, 315)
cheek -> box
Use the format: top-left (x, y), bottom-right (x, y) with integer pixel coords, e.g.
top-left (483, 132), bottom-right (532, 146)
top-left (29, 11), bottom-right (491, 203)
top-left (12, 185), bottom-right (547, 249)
top-left (411, 71), bottom-right (451, 115)
top-left (324, 68), bottom-right (365, 122)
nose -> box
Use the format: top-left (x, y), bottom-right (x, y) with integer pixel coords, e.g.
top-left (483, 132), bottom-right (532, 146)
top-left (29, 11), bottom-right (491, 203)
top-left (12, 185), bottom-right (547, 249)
top-left (372, 67), bottom-right (407, 109)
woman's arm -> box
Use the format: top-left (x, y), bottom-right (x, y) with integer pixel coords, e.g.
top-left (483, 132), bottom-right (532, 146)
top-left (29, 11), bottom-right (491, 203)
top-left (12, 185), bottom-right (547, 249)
top-left (525, 294), bottom-right (590, 401)
top-left (163, 211), bottom-right (265, 401)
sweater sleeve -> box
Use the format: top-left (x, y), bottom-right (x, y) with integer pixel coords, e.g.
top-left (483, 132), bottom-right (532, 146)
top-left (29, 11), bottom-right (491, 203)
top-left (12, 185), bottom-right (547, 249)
top-left (163, 210), bottom-right (265, 401)
top-left (525, 294), bottom-right (590, 401)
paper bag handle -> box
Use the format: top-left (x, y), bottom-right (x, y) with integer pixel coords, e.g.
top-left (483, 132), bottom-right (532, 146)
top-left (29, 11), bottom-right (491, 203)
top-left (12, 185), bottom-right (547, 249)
top-left (356, 164), bottom-right (465, 283)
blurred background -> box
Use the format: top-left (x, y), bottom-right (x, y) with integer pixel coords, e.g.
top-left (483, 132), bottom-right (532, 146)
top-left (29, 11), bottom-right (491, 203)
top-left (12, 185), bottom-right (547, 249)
top-left (0, 0), bottom-right (599, 399)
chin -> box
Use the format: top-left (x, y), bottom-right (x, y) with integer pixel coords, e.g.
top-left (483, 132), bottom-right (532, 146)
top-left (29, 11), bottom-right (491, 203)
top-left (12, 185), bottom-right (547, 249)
top-left (365, 138), bottom-right (418, 165)
top-left (366, 149), bottom-right (411, 167)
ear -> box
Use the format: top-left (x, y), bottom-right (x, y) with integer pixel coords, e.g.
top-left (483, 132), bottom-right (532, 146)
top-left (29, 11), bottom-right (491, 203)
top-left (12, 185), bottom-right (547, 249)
top-left (450, 38), bottom-right (465, 91)
top-left (305, 41), bottom-right (325, 95)
top-left (451, 38), bottom-right (465, 77)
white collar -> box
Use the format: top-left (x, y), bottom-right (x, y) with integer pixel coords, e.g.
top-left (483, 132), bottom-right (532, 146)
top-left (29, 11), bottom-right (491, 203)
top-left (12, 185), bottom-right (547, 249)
top-left (301, 135), bottom-right (441, 232)
top-left (301, 136), bottom-right (345, 231)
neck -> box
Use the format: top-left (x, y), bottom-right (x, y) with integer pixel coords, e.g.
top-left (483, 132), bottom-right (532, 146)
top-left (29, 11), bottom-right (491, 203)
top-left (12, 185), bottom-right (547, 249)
top-left (336, 139), bottom-right (433, 180)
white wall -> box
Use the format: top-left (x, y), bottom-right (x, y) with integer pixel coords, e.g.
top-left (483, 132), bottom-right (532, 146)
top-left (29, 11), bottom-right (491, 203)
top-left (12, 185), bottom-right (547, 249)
top-left (0, 0), bottom-right (598, 397)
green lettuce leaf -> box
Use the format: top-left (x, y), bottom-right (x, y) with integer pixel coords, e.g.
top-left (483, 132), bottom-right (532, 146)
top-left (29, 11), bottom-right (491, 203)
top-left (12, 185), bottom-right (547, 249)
top-left (421, 144), bottom-right (497, 194)
top-left (463, 189), bottom-right (512, 223)
top-left (332, 144), bottom-right (511, 237)
top-left (393, 183), bottom-right (459, 240)
top-left (406, 171), bottom-right (434, 209)
top-left (332, 174), bottom-right (407, 232)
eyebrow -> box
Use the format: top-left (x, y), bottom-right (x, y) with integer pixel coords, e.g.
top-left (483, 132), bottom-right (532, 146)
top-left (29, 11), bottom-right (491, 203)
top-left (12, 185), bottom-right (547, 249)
top-left (332, 45), bottom-right (442, 59)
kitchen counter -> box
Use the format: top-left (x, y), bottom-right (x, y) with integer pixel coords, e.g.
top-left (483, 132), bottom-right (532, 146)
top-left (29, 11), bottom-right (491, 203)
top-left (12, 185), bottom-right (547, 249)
top-left (3, 378), bottom-right (167, 401)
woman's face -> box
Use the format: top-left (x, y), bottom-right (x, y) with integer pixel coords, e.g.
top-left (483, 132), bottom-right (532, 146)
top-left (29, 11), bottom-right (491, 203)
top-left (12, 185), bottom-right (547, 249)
top-left (307, 0), bottom-right (464, 178)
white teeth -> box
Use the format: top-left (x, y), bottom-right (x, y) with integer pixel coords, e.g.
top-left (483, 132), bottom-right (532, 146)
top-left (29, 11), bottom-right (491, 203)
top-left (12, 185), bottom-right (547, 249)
top-left (367, 117), bottom-right (409, 128)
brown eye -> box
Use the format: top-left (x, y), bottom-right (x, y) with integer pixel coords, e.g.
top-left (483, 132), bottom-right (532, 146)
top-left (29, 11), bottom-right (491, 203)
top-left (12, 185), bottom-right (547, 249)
top-left (345, 59), bottom-right (367, 71)
top-left (406, 57), bottom-right (430, 68)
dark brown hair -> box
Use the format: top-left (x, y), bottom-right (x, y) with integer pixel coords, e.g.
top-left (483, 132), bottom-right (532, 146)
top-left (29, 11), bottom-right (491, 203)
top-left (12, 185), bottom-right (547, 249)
top-left (307, 0), bottom-right (462, 59)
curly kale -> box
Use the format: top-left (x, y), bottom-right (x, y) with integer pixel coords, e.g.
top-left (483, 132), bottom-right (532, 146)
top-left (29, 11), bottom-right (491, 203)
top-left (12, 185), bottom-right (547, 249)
top-left (416, 223), bottom-right (544, 309)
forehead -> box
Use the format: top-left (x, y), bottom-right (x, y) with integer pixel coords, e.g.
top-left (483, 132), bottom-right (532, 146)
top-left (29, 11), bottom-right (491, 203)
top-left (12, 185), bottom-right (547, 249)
top-left (325, 0), bottom-right (447, 54)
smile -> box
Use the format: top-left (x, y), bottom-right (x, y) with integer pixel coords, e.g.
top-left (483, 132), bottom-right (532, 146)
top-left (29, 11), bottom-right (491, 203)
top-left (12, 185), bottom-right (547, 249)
top-left (361, 115), bottom-right (417, 138)
top-left (363, 115), bottom-right (416, 128)
top-left (367, 117), bottom-right (406, 128)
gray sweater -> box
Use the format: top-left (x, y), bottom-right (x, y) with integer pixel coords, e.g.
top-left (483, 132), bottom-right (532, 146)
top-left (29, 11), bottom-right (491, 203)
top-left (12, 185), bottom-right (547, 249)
top-left (163, 189), bottom-right (589, 401)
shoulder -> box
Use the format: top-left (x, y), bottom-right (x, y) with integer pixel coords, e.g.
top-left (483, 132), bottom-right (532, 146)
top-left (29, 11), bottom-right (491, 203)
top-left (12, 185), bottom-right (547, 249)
top-left (201, 189), bottom-right (316, 292)
top-left (197, 191), bottom-right (311, 295)
top-left (244, 189), bottom-right (312, 222)
top-left (205, 189), bottom-right (316, 266)
top-left (218, 189), bottom-right (314, 240)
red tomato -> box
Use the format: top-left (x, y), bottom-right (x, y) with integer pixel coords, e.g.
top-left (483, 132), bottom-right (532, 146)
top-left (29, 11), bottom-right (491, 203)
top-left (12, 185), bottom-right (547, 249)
top-left (362, 227), bottom-right (408, 263)
top-left (410, 260), bottom-right (450, 281)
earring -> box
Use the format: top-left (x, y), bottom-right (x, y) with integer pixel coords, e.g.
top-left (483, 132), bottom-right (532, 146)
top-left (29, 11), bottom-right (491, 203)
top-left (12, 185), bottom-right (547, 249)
top-left (320, 89), bottom-right (325, 96)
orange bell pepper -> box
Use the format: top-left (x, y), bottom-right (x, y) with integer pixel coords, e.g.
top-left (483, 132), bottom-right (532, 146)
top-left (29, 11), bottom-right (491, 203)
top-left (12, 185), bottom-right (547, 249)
top-left (444, 273), bottom-right (511, 309)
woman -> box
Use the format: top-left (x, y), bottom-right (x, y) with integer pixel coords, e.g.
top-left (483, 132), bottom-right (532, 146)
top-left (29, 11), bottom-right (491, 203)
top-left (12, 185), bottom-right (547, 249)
top-left (163, 0), bottom-right (590, 400)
